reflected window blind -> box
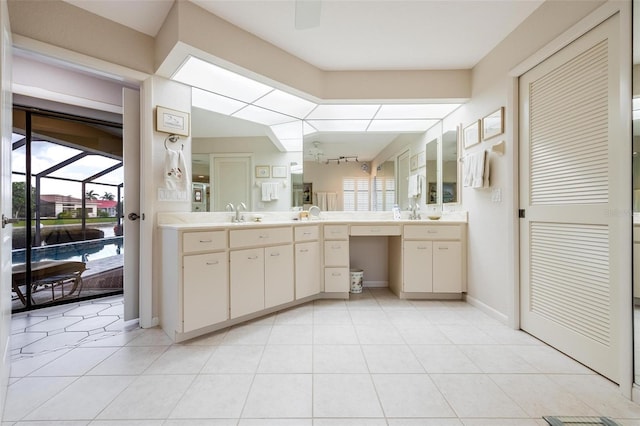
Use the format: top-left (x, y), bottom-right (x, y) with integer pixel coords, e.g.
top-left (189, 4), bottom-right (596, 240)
top-left (343, 177), bottom-right (370, 211)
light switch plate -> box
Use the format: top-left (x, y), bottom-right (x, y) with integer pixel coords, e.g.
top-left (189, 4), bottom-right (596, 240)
top-left (491, 188), bottom-right (502, 203)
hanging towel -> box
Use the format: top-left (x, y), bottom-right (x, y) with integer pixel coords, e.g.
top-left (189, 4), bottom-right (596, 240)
top-left (462, 154), bottom-right (474, 187)
top-left (165, 148), bottom-right (189, 191)
top-left (471, 150), bottom-right (486, 188)
top-left (261, 182), bottom-right (280, 202)
top-left (407, 174), bottom-right (422, 198)
top-left (316, 192), bottom-right (328, 210)
top-left (327, 193), bottom-right (337, 211)
top-left (482, 150), bottom-right (491, 188)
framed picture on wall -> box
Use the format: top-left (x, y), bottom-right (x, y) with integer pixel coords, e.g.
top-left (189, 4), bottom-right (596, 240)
top-left (255, 165), bottom-right (270, 178)
top-left (417, 151), bottom-right (426, 168)
top-left (410, 154), bottom-right (418, 171)
top-left (482, 107), bottom-right (504, 140)
top-left (156, 106), bottom-right (190, 136)
top-left (463, 120), bottom-right (481, 149)
top-left (272, 165), bottom-right (287, 178)
top-left (302, 182), bottom-right (312, 204)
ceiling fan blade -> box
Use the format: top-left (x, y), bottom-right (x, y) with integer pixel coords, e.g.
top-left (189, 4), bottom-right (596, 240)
top-left (295, 0), bottom-right (321, 30)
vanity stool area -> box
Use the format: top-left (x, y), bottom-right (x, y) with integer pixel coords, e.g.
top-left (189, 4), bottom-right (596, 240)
top-left (159, 217), bottom-right (467, 342)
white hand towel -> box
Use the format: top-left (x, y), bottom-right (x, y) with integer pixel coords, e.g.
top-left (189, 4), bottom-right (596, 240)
top-left (316, 192), bottom-right (327, 210)
top-left (408, 174), bottom-right (422, 198)
top-left (471, 150), bottom-right (486, 188)
top-left (327, 193), bottom-right (337, 211)
top-left (261, 182), bottom-right (280, 201)
top-left (165, 148), bottom-right (189, 191)
top-left (463, 154), bottom-right (474, 187)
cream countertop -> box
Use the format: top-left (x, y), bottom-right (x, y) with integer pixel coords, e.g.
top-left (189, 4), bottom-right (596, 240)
top-left (157, 210), bottom-right (468, 230)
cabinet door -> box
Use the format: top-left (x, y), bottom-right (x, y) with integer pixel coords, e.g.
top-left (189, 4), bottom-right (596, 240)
top-left (230, 248), bottom-right (265, 318)
top-left (433, 241), bottom-right (462, 293)
top-left (265, 244), bottom-right (294, 308)
top-left (324, 241), bottom-right (349, 266)
top-left (183, 252), bottom-right (228, 332)
top-left (324, 267), bottom-right (349, 292)
top-left (403, 241), bottom-right (433, 292)
top-left (295, 241), bottom-right (320, 299)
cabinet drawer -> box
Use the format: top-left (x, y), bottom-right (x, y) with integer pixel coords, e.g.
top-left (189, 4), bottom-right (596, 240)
top-left (324, 267), bottom-right (349, 292)
top-left (324, 241), bottom-right (349, 266)
top-left (324, 225), bottom-right (349, 239)
top-left (183, 231), bottom-right (227, 253)
top-left (350, 225), bottom-right (401, 236)
top-left (230, 227), bottom-right (292, 248)
top-left (295, 225), bottom-right (319, 242)
top-left (404, 225), bottom-right (461, 240)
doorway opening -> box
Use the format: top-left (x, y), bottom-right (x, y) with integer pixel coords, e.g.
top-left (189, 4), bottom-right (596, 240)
top-left (11, 106), bottom-right (124, 313)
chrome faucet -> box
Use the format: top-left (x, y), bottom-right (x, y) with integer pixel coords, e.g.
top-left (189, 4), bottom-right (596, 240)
top-left (409, 200), bottom-right (421, 220)
top-left (234, 202), bottom-right (247, 222)
top-left (225, 203), bottom-right (235, 221)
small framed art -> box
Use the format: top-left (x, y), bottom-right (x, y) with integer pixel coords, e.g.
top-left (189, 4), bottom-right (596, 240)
top-left (482, 107), bottom-right (504, 140)
top-left (272, 165), bottom-right (287, 178)
top-left (463, 120), bottom-right (481, 149)
top-left (255, 165), bottom-right (270, 178)
top-left (156, 106), bottom-right (190, 136)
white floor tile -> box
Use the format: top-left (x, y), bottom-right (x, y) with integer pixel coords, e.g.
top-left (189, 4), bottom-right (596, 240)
top-left (313, 345), bottom-right (368, 373)
top-left (314, 419), bottom-right (387, 426)
top-left (97, 375), bottom-right (194, 420)
top-left (436, 325), bottom-right (498, 345)
top-left (387, 419), bottom-right (463, 425)
top-left (64, 316), bottom-right (120, 333)
top-left (361, 345), bottom-right (424, 373)
top-left (373, 374), bottom-right (456, 418)
top-left (21, 332), bottom-right (89, 354)
top-left (26, 316), bottom-right (83, 332)
top-left (143, 345), bottom-right (214, 374)
top-left (29, 347), bottom-right (119, 377)
top-left (313, 374), bottom-right (383, 418)
top-left (355, 324), bottom-right (404, 344)
top-left (3, 376), bottom-right (76, 421)
top-left (505, 344), bottom-right (594, 374)
top-left (87, 345), bottom-right (168, 375)
top-left (268, 325), bottom-right (313, 344)
top-left (313, 325), bottom-right (359, 345)
top-left (201, 345), bottom-right (264, 374)
top-left (395, 325), bottom-right (452, 345)
top-left (258, 345), bottom-right (312, 373)
top-left (458, 345), bottom-right (538, 373)
top-left (411, 345), bottom-right (481, 374)
top-left (169, 374), bottom-right (253, 419)
top-left (63, 303), bottom-right (113, 317)
top-left (162, 420), bottom-right (235, 426)
top-left (23, 376), bottom-right (134, 421)
top-left (125, 327), bottom-right (175, 346)
top-left (313, 310), bottom-right (352, 325)
top-left (222, 325), bottom-right (272, 345)
top-left (431, 374), bottom-right (528, 418)
top-left (239, 419), bottom-right (312, 426)
top-left (89, 421), bottom-right (164, 426)
top-left (242, 374), bottom-right (312, 418)
top-left (490, 374), bottom-right (599, 418)
top-left (10, 348), bottom-right (70, 377)
top-left (274, 306), bottom-right (314, 325)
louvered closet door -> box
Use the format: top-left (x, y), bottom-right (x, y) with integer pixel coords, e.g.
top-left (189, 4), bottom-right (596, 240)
top-left (519, 15), bottom-right (624, 382)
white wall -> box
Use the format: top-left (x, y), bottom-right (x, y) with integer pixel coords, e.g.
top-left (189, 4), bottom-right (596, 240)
top-left (444, 0), bottom-right (606, 320)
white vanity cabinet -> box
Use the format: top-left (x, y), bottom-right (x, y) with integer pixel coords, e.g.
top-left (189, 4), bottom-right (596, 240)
top-left (161, 229), bottom-right (228, 336)
top-left (229, 227), bottom-right (293, 318)
top-left (402, 224), bottom-right (465, 295)
top-left (294, 225), bottom-right (321, 299)
top-left (323, 225), bottom-right (350, 293)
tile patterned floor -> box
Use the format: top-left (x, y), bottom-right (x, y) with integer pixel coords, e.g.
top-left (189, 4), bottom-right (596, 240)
top-left (4, 289), bottom-right (640, 425)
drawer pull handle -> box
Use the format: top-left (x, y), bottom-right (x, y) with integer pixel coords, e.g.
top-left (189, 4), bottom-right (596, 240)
top-left (332, 272), bottom-right (341, 276)
top-left (247, 255), bottom-right (259, 260)
top-left (417, 246), bottom-right (428, 250)
top-left (206, 261), bottom-right (219, 265)
top-left (427, 230), bottom-right (438, 234)
top-left (259, 235), bottom-right (269, 239)
top-left (330, 230), bottom-right (341, 234)
top-left (331, 245), bottom-right (342, 249)
top-left (270, 253), bottom-right (280, 257)
top-left (199, 239), bottom-right (213, 243)
top-left (303, 232), bottom-right (312, 235)
top-left (299, 249), bottom-right (309, 253)
top-left (370, 228), bottom-right (380, 232)
top-left (438, 247), bottom-right (449, 250)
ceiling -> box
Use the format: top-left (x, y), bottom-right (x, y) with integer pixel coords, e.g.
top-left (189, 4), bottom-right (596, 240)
top-left (60, 0), bottom-right (545, 161)
top-left (63, 0), bottom-right (543, 71)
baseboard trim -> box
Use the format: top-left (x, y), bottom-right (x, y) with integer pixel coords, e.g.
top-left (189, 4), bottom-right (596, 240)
top-left (364, 281), bottom-right (388, 288)
top-left (464, 294), bottom-right (509, 325)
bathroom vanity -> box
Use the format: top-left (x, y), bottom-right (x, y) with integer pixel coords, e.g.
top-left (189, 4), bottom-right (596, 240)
top-left (159, 214), bottom-right (467, 342)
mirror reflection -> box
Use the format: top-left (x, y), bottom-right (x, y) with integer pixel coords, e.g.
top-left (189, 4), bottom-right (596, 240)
top-left (190, 106), bottom-right (461, 213)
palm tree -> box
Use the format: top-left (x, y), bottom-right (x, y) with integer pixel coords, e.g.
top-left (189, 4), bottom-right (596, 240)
top-left (85, 190), bottom-right (98, 200)
top-left (102, 192), bottom-right (115, 201)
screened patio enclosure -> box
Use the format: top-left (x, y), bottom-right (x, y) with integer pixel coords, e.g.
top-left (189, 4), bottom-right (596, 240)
top-left (11, 107), bottom-right (125, 312)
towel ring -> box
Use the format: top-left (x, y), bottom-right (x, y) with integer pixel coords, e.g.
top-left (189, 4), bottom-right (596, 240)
top-left (164, 134), bottom-right (183, 150)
